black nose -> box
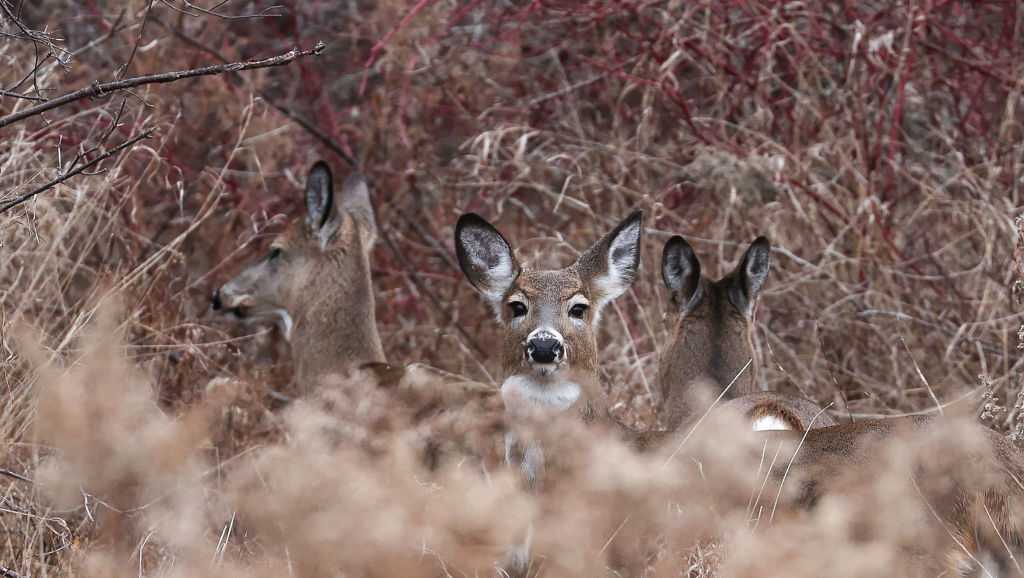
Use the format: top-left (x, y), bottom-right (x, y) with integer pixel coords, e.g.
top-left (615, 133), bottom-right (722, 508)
top-left (527, 338), bottom-right (562, 364)
top-left (211, 288), bottom-right (223, 311)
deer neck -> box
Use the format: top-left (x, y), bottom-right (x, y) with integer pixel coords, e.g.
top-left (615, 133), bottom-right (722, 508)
top-left (289, 248), bottom-right (386, 388)
top-left (657, 317), bottom-right (758, 430)
top-left (500, 362), bottom-right (608, 425)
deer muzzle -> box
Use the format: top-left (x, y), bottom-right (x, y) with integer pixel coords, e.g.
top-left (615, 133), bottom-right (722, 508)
top-left (525, 328), bottom-right (564, 366)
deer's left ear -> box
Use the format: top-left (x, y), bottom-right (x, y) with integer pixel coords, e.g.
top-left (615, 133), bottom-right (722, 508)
top-left (728, 236), bottom-right (771, 317)
top-left (576, 210), bottom-right (643, 313)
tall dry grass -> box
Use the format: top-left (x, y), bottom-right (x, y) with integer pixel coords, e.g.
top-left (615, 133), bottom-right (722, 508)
top-left (2, 0), bottom-right (1024, 576)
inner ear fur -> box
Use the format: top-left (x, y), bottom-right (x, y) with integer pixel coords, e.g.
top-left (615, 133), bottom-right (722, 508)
top-left (575, 210), bottom-right (644, 306)
top-left (729, 236), bottom-right (771, 316)
top-left (305, 161), bottom-right (334, 231)
top-left (454, 213), bottom-right (520, 305)
top-left (661, 235), bottom-right (702, 310)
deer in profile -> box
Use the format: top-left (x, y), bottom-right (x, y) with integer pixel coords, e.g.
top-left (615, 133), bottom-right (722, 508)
top-left (211, 161), bottom-right (496, 425)
top-left (655, 235), bottom-right (837, 434)
top-left (212, 161), bottom-right (386, 393)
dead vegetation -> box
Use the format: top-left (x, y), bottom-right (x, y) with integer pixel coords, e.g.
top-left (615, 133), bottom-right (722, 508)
top-left (2, 0), bottom-right (1024, 576)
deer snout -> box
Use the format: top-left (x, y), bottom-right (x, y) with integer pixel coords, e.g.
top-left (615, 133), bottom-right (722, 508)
top-left (525, 328), bottom-right (564, 366)
top-left (211, 283), bottom-right (255, 317)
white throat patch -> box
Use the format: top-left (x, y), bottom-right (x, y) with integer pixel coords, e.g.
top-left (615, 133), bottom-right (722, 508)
top-left (501, 374), bottom-right (581, 415)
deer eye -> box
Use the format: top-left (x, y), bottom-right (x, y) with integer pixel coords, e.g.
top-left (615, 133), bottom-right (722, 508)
top-left (268, 247), bottom-right (283, 261)
top-left (568, 303), bottom-right (589, 319)
top-left (508, 301), bottom-right (528, 318)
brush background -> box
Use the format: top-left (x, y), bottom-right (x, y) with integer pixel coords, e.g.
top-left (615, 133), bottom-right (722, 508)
top-left (2, 1), bottom-right (1023, 576)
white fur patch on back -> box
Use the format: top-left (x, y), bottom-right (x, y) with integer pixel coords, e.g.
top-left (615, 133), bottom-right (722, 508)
top-left (501, 374), bottom-right (581, 414)
top-left (752, 415), bottom-right (792, 431)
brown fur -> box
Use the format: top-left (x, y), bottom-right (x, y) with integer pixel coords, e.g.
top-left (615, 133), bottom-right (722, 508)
top-left (657, 270), bottom-right (762, 429)
top-left (456, 211), bottom-right (644, 577)
top-left (764, 416), bottom-right (1024, 575)
top-left (214, 164), bottom-right (385, 393)
top-left (497, 269), bottom-right (607, 419)
top-left (653, 235), bottom-right (1024, 574)
top-left (656, 236), bottom-right (836, 433)
top-left (215, 164), bottom-right (502, 473)
top-left (455, 211), bottom-right (643, 425)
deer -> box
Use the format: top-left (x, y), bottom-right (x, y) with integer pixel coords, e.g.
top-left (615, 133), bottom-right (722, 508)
top-left (454, 210), bottom-right (644, 478)
top-left (654, 234), bottom-right (837, 434)
top-left (212, 161), bottom-right (385, 392)
top-left (761, 414), bottom-right (1024, 577)
top-left (650, 234), bottom-right (1023, 575)
top-left (455, 210), bottom-right (644, 575)
top-left (211, 162), bottom-right (500, 464)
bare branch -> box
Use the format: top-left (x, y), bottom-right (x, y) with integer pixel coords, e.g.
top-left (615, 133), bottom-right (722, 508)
top-left (0, 42), bottom-right (326, 130)
top-left (0, 88), bottom-right (45, 102)
top-left (0, 129), bottom-right (154, 215)
top-left (158, 0), bottom-right (285, 20)
top-left (151, 19), bottom-right (359, 167)
top-left (0, 565), bottom-right (29, 578)
top-left (117, 0), bottom-right (156, 80)
top-left (0, 468), bottom-right (33, 483)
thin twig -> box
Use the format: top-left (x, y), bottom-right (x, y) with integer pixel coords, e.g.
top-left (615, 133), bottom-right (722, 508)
top-left (0, 565), bottom-right (29, 578)
top-left (117, 0), bottom-right (156, 80)
top-left (0, 88), bottom-right (45, 102)
top-left (157, 0), bottom-right (285, 20)
top-left (376, 224), bottom-right (488, 359)
top-left (0, 129), bottom-right (153, 214)
top-left (0, 42), bottom-right (326, 130)
top-left (150, 19), bottom-right (359, 167)
top-left (0, 468), bottom-right (33, 483)
top-left (263, 99), bottom-right (358, 168)
top-left (899, 334), bottom-right (944, 416)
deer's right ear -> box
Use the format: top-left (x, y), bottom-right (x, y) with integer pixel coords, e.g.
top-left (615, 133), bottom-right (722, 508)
top-left (662, 236), bottom-right (701, 310)
top-left (305, 161), bottom-right (334, 232)
top-left (728, 236), bottom-right (771, 317)
top-left (455, 213), bottom-right (519, 305)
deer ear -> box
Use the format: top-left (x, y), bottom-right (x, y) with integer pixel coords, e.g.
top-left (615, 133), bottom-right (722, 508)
top-left (576, 210), bottom-right (643, 311)
top-left (729, 236), bottom-right (771, 317)
top-left (455, 213), bottom-right (519, 307)
top-left (338, 172), bottom-right (377, 244)
top-left (305, 161), bottom-right (334, 232)
top-left (661, 236), bottom-right (701, 310)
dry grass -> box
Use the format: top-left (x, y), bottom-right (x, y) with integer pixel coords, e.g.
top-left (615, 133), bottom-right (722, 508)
top-left (2, 0), bottom-right (1024, 576)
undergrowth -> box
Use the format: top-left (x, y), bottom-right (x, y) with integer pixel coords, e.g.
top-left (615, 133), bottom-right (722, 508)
top-left (2, 0), bottom-right (1023, 576)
